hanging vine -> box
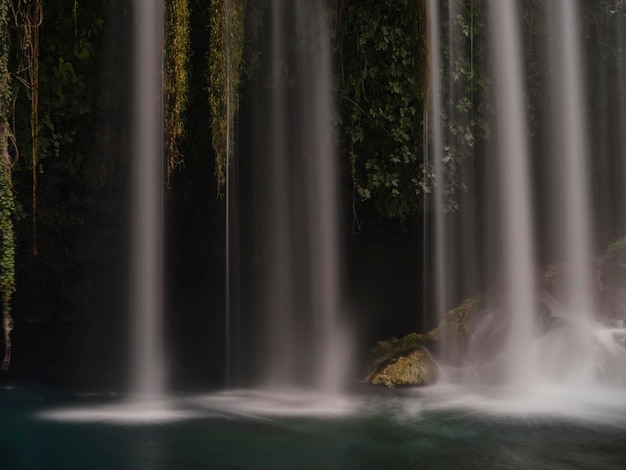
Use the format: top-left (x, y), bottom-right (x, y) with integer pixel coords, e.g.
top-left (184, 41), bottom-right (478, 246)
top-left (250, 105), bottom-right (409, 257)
top-left (209, 0), bottom-right (245, 198)
top-left (11, 0), bottom-right (42, 255)
top-left (0, 0), bottom-right (16, 371)
top-left (165, 0), bottom-right (190, 186)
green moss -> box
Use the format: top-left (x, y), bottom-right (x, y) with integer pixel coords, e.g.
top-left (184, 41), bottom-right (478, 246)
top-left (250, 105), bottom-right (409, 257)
top-left (369, 331), bottom-right (435, 361)
top-left (0, 0), bottom-right (16, 370)
top-left (165, 0), bottom-right (191, 186)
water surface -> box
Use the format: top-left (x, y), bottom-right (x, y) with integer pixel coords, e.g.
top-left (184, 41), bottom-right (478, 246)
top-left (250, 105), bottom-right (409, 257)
top-left (2, 385), bottom-right (626, 469)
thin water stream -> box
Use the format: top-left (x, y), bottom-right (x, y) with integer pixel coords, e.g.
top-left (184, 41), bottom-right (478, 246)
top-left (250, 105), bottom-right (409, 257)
top-left (129, 0), bottom-right (165, 397)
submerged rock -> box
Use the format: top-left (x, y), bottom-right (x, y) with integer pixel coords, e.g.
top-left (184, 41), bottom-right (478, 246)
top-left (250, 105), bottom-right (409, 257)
top-left (368, 346), bottom-right (438, 387)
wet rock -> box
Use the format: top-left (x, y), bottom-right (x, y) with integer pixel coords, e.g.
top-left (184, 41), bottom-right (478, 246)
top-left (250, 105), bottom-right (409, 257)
top-left (369, 331), bottom-right (437, 364)
top-left (437, 294), bottom-right (487, 364)
top-left (368, 346), bottom-right (438, 387)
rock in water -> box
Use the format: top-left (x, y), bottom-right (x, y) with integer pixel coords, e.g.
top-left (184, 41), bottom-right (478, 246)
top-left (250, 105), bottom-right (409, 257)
top-left (369, 347), bottom-right (438, 387)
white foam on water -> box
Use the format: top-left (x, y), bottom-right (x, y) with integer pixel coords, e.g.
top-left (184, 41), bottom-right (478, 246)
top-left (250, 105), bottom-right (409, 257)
top-left (34, 381), bottom-right (626, 429)
top-left (190, 388), bottom-right (361, 418)
top-left (38, 399), bottom-right (193, 425)
top-left (37, 388), bottom-right (361, 424)
top-left (414, 382), bottom-right (626, 428)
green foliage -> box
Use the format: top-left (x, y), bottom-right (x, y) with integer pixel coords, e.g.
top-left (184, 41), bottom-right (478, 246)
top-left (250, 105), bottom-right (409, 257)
top-left (0, 158), bottom-right (15, 313)
top-left (209, 0), bottom-right (246, 198)
top-left (438, 0), bottom-right (491, 213)
top-left (165, 0), bottom-right (191, 186)
top-left (31, 3), bottom-right (104, 165)
top-left (0, 0), bottom-right (15, 369)
top-left (337, 0), bottom-right (429, 220)
top-left (9, 1), bottom-right (109, 266)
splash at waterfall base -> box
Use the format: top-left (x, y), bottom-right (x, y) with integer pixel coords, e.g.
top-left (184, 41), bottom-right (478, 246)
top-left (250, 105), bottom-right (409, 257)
top-left (369, 240), bottom-right (626, 400)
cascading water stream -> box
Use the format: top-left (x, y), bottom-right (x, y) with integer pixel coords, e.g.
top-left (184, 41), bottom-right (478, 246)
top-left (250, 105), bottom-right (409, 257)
top-left (261, 0), bottom-right (294, 387)
top-left (430, 0), bottom-right (626, 402)
top-left (532, 0), bottom-right (596, 384)
top-left (244, 0), bottom-right (350, 394)
top-left (488, 0), bottom-right (537, 389)
top-left (427, 0), bottom-right (447, 326)
top-left (548, 0), bottom-right (593, 321)
top-left (295, 1), bottom-right (350, 392)
top-left (129, 0), bottom-right (165, 397)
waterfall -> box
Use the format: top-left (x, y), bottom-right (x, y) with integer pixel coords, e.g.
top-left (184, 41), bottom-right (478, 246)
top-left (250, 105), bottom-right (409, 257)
top-left (430, 0), bottom-right (626, 396)
top-left (261, 0), bottom-right (294, 386)
top-left (488, 0), bottom-right (537, 388)
top-left (530, 0), bottom-right (609, 386)
top-left (547, 1), bottom-right (593, 320)
top-left (129, 0), bottom-right (165, 396)
top-left (243, 0), bottom-right (351, 393)
top-left (295, 0), bottom-right (350, 392)
top-left (427, 0), bottom-right (447, 325)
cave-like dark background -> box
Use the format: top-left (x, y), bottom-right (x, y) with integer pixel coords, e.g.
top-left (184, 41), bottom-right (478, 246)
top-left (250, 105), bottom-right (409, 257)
top-left (3, 0), bottom-right (428, 393)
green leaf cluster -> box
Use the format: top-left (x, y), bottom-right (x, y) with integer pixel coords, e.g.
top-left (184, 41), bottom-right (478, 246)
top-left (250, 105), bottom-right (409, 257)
top-left (337, 0), bottom-right (429, 219)
top-left (31, 3), bottom-right (104, 166)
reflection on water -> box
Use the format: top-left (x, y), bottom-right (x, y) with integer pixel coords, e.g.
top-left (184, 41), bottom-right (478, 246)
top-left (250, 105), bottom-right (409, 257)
top-left (2, 385), bottom-right (626, 469)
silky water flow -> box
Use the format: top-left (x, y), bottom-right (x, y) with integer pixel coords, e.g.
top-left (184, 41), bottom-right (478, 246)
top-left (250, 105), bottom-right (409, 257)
top-left (426, 0), bottom-right (626, 416)
top-left (34, 0), bottom-right (626, 429)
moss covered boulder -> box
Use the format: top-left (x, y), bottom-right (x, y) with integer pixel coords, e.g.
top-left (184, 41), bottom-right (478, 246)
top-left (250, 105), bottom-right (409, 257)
top-left (369, 330), bottom-right (438, 364)
top-left (365, 294), bottom-right (486, 387)
top-left (368, 346), bottom-right (438, 387)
